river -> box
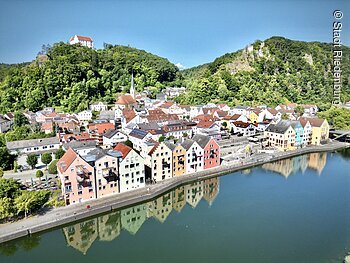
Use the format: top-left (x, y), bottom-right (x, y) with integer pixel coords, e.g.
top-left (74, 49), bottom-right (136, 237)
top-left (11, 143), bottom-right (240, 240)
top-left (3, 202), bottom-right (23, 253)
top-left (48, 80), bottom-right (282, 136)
top-left (1, 150), bottom-right (349, 263)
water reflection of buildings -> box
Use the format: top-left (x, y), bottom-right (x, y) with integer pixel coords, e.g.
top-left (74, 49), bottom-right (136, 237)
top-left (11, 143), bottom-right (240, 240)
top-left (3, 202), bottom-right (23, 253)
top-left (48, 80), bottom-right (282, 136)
top-left (63, 177), bottom-right (220, 254)
top-left (262, 153), bottom-right (327, 178)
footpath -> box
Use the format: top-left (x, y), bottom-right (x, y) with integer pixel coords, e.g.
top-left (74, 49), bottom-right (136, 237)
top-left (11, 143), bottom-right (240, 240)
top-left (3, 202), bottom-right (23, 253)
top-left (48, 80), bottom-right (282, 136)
top-left (0, 141), bottom-right (348, 244)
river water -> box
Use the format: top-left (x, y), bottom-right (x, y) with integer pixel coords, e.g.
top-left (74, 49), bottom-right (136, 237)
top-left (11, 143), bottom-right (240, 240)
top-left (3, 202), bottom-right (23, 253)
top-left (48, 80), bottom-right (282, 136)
top-left (1, 150), bottom-right (349, 263)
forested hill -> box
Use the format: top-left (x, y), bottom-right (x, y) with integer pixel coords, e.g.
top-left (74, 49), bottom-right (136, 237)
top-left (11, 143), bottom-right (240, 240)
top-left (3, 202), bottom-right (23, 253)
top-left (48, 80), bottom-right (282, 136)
top-left (177, 36), bottom-right (350, 109)
top-left (0, 43), bottom-right (180, 113)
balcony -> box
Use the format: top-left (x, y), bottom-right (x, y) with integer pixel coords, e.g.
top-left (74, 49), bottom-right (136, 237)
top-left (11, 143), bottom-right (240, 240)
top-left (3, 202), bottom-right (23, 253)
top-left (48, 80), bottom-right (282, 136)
top-left (76, 165), bottom-right (90, 183)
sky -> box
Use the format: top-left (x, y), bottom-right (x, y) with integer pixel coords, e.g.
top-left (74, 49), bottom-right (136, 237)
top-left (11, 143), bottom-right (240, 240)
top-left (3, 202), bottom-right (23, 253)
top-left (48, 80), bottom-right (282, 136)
top-left (0, 0), bottom-right (349, 68)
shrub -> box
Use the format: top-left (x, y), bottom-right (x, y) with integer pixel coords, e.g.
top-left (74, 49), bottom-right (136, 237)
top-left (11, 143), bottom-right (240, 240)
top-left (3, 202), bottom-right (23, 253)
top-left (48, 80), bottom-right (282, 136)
top-left (48, 160), bottom-right (58, 175)
top-left (36, 170), bottom-right (43, 178)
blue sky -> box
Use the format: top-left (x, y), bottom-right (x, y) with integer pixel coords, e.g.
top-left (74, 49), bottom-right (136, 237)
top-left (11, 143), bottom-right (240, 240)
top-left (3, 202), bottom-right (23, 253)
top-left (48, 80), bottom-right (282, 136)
top-left (0, 0), bottom-right (349, 68)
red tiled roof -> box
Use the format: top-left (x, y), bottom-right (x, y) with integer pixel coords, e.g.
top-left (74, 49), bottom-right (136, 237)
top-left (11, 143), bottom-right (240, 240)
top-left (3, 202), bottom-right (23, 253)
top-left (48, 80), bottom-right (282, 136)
top-left (232, 121), bottom-right (254, 128)
top-left (197, 120), bottom-right (215, 128)
top-left (215, 110), bottom-right (228, 118)
top-left (115, 94), bottom-right (136, 105)
top-left (88, 123), bottom-right (115, 135)
top-left (57, 148), bottom-right (77, 173)
top-left (193, 114), bottom-right (219, 122)
top-left (300, 117), bottom-right (325, 127)
top-left (146, 114), bottom-right (179, 122)
top-left (148, 142), bottom-right (160, 155)
top-left (114, 143), bottom-right (132, 159)
top-left (70, 35), bottom-right (93, 42)
top-left (122, 108), bottom-right (136, 123)
top-left (41, 122), bottom-right (53, 131)
top-left (159, 101), bottom-right (175, 109)
top-left (148, 109), bottom-right (165, 115)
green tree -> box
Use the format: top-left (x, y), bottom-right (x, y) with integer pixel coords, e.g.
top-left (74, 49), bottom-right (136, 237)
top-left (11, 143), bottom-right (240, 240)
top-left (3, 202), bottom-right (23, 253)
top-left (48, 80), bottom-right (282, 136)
top-left (48, 160), bottom-right (58, 174)
top-left (13, 111), bottom-right (29, 128)
top-left (158, 135), bottom-right (166, 142)
top-left (41, 153), bottom-right (52, 168)
top-left (36, 170), bottom-right (43, 178)
top-left (0, 168), bottom-right (3, 178)
top-left (0, 178), bottom-right (21, 199)
top-left (0, 197), bottom-right (14, 220)
top-left (281, 113), bottom-right (289, 120)
top-left (14, 190), bottom-right (50, 218)
top-left (123, 140), bottom-right (133, 149)
top-left (0, 147), bottom-right (16, 170)
top-left (295, 105), bottom-right (305, 115)
top-left (55, 147), bottom-right (65, 159)
top-left (27, 154), bottom-right (38, 169)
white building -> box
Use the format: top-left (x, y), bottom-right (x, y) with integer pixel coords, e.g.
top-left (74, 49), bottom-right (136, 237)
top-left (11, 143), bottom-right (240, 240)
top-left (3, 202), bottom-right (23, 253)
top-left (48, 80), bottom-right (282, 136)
top-left (77, 110), bottom-right (92, 122)
top-left (103, 130), bottom-right (128, 147)
top-left (114, 143), bottom-right (145, 193)
top-left (0, 115), bottom-right (11, 133)
top-left (90, 102), bottom-right (108, 112)
top-left (182, 140), bottom-right (204, 174)
top-left (6, 137), bottom-right (60, 168)
top-left (69, 35), bottom-right (94, 49)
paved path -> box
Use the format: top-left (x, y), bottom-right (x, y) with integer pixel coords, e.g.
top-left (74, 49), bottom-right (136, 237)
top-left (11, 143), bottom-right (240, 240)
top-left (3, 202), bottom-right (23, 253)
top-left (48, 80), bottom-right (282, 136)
top-left (0, 141), bottom-right (348, 244)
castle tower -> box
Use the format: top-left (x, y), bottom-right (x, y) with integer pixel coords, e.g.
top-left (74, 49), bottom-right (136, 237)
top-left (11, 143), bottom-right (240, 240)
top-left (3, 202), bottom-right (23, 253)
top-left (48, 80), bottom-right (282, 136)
top-left (130, 72), bottom-right (135, 99)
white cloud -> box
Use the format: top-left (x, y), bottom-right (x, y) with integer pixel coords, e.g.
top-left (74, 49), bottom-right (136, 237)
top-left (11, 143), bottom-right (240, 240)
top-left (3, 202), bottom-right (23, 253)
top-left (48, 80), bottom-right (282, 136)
top-left (175, 63), bottom-right (186, 70)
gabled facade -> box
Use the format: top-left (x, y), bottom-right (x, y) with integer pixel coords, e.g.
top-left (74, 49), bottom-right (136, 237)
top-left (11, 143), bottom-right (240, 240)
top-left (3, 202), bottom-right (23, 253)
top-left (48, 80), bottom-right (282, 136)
top-left (165, 141), bottom-right (186, 176)
top-left (114, 143), bottom-right (145, 193)
top-left (290, 121), bottom-right (304, 148)
top-left (57, 148), bottom-right (96, 205)
top-left (193, 134), bottom-right (220, 169)
top-left (264, 120), bottom-right (296, 151)
top-left (90, 102), bottom-right (108, 112)
top-left (146, 142), bottom-right (173, 183)
top-left (182, 139), bottom-right (204, 174)
top-left (69, 35), bottom-right (94, 48)
top-left (87, 149), bottom-right (121, 198)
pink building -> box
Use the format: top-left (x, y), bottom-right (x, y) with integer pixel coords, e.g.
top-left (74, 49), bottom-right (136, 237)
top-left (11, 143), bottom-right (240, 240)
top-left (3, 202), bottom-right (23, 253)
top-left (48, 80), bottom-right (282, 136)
top-left (192, 134), bottom-right (220, 169)
top-left (57, 148), bottom-right (96, 205)
top-left (88, 148), bottom-right (121, 198)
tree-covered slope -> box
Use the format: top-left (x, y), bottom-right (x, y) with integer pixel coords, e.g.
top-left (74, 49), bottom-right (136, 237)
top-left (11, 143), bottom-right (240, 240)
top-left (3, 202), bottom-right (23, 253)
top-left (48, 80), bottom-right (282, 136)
top-left (0, 43), bottom-right (180, 113)
top-left (178, 36), bottom-right (350, 108)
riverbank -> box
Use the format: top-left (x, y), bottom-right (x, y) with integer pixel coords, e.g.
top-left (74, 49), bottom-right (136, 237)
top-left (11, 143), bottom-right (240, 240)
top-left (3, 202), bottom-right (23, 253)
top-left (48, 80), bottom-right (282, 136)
top-left (0, 141), bottom-right (349, 244)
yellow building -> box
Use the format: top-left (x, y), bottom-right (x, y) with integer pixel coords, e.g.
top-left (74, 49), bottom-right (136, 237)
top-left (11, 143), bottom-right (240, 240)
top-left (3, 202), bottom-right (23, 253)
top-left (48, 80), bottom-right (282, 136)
top-left (307, 118), bottom-right (329, 145)
top-left (165, 142), bottom-right (186, 176)
top-left (146, 142), bottom-right (173, 183)
top-left (249, 110), bottom-right (259, 123)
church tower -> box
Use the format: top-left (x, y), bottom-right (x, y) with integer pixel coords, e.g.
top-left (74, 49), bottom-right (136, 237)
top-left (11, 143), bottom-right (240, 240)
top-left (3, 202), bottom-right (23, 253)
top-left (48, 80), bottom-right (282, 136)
top-left (130, 72), bottom-right (135, 99)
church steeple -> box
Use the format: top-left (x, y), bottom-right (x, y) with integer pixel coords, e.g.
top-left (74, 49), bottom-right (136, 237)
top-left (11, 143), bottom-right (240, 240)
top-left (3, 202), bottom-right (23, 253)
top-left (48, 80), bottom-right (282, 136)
top-left (130, 72), bottom-right (135, 99)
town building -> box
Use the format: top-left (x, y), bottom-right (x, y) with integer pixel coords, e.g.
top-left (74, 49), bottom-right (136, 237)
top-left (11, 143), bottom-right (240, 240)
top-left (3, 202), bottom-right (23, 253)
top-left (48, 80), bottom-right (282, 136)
top-left (264, 120), bottom-right (296, 151)
top-left (102, 129), bottom-right (128, 148)
top-left (114, 143), bottom-right (145, 193)
top-left (181, 139), bottom-right (204, 174)
top-left (57, 148), bottom-right (96, 205)
top-left (164, 141), bottom-right (187, 176)
top-left (69, 35), bottom-right (94, 48)
top-left (192, 134), bottom-right (220, 169)
top-left (90, 102), bottom-right (108, 112)
top-left (145, 142), bottom-right (173, 183)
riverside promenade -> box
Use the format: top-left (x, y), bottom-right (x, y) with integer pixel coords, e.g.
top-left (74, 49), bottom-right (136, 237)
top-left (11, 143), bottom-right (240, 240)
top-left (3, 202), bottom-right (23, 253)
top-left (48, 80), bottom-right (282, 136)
top-left (0, 141), bottom-right (348, 244)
